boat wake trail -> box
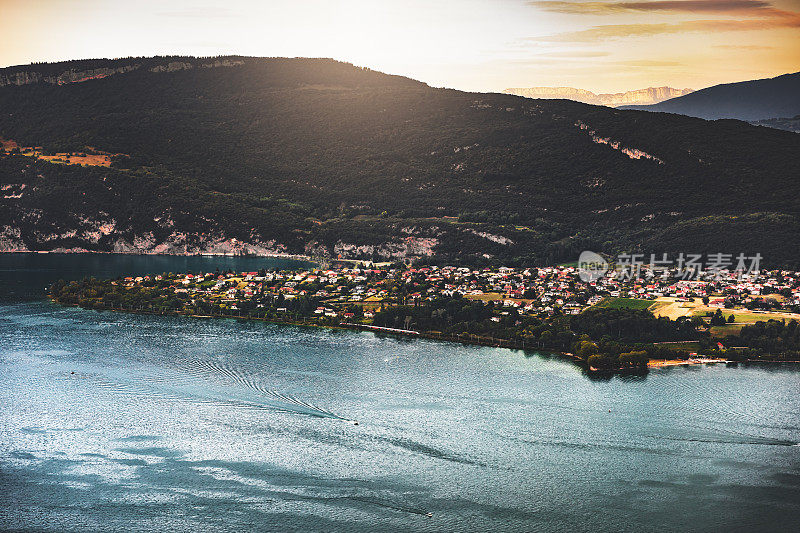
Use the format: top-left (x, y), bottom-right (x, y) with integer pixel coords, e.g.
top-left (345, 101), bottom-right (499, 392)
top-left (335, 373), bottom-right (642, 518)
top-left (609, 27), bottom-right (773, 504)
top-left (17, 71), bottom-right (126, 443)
top-left (84, 357), bottom-right (353, 422)
top-left (645, 424), bottom-right (798, 447)
top-left (177, 359), bottom-right (353, 422)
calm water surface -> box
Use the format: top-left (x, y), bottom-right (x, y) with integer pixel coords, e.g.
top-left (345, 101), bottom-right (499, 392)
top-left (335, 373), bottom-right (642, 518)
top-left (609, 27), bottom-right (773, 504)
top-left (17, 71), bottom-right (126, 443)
top-left (1, 254), bottom-right (798, 532)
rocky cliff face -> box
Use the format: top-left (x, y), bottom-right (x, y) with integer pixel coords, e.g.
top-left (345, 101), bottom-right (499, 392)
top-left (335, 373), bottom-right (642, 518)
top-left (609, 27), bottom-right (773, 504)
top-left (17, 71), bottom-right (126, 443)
top-left (503, 86), bottom-right (694, 107)
top-left (0, 222), bottom-right (293, 256)
top-left (0, 65), bottom-right (138, 86)
top-left (0, 58), bottom-right (244, 87)
top-left (0, 222), bottom-right (442, 260)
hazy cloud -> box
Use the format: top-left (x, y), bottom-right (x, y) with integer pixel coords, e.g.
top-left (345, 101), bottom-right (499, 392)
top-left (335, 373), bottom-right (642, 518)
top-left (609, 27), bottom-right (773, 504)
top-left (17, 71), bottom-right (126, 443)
top-left (526, 0), bottom-right (800, 41)
top-left (158, 8), bottom-right (241, 19)
top-left (614, 59), bottom-right (683, 66)
top-left (532, 13), bottom-right (800, 41)
top-left (713, 43), bottom-right (775, 48)
top-left (541, 50), bottom-right (612, 57)
top-left (529, 0), bottom-right (775, 14)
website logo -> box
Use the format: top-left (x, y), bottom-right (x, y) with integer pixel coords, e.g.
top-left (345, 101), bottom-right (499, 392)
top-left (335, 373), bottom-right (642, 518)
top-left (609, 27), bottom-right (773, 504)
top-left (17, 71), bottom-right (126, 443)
top-left (578, 250), bottom-right (608, 282)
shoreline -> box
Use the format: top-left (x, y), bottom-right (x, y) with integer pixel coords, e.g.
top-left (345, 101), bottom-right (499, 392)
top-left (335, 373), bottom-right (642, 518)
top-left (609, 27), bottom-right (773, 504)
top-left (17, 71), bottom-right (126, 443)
top-left (1, 250), bottom-right (314, 261)
top-left (50, 299), bottom-right (798, 371)
top-left (51, 299), bottom-right (541, 350)
top-left (647, 358), bottom-right (729, 368)
top-left (51, 299), bottom-right (586, 365)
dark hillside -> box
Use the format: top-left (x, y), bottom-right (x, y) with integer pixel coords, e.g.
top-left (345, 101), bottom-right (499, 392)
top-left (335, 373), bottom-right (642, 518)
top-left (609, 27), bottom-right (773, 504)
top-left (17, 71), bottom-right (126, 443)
top-left (620, 72), bottom-right (800, 121)
top-left (2, 57), bottom-right (799, 266)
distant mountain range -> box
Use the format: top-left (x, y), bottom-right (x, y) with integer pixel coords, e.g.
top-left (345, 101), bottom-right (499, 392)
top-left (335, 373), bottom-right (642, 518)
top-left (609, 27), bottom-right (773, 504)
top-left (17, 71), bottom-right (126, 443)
top-left (1, 57), bottom-right (799, 266)
top-left (502, 86), bottom-right (694, 107)
top-left (620, 72), bottom-right (800, 123)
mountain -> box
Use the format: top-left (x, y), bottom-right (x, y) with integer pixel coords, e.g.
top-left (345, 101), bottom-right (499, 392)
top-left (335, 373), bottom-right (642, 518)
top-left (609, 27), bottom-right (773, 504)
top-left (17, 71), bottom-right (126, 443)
top-left (1, 56), bottom-right (800, 267)
top-left (620, 72), bottom-right (800, 121)
top-left (0, 57), bottom-right (248, 87)
top-left (751, 115), bottom-right (800, 133)
top-left (502, 86), bottom-right (693, 107)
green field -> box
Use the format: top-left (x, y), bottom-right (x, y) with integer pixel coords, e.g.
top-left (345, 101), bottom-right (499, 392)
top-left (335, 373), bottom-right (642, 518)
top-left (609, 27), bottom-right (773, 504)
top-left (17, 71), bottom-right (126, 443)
top-left (693, 309), bottom-right (791, 323)
top-left (709, 324), bottom-right (745, 338)
top-left (594, 297), bottom-right (655, 311)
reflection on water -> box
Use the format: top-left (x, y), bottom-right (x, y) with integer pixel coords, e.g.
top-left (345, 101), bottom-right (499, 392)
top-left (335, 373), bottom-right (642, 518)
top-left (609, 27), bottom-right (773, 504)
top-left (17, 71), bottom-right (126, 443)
top-left (1, 254), bottom-right (799, 532)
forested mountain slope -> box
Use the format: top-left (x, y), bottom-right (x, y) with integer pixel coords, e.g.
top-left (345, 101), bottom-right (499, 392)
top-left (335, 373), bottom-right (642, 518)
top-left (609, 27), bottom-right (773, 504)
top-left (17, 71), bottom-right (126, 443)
top-left (1, 57), bottom-right (799, 266)
top-left (620, 72), bottom-right (800, 122)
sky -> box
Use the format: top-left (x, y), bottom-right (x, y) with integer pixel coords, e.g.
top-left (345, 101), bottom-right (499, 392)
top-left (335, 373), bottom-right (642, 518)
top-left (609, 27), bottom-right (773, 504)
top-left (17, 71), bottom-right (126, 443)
top-left (0, 0), bottom-right (798, 93)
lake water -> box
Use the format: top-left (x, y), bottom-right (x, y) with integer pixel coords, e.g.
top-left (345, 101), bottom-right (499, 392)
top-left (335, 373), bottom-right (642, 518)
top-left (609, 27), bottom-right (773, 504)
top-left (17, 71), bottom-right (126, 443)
top-left (1, 254), bottom-right (799, 532)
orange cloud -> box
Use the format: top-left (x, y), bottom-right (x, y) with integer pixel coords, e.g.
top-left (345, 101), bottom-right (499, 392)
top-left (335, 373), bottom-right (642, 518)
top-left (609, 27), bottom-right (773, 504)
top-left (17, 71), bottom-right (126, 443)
top-left (529, 0), bottom-right (776, 14)
top-left (529, 0), bottom-right (800, 42)
top-left (713, 43), bottom-right (775, 48)
top-left (537, 18), bottom-right (799, 41)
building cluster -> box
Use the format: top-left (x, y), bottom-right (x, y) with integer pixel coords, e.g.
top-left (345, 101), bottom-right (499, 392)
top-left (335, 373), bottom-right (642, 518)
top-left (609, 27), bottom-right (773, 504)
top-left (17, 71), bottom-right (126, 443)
top-left (115, 262), bottom-right (800, 320)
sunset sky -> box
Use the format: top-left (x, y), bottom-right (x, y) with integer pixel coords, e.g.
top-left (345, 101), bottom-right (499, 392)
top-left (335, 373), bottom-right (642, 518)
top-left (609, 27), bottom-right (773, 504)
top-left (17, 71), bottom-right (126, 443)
top-left (0, 0), bottom-right (798, 93)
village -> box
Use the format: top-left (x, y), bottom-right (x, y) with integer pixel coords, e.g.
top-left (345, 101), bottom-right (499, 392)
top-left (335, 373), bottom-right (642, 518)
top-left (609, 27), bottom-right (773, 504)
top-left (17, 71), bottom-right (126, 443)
top-left (112, 261), bottom-right (800, 335)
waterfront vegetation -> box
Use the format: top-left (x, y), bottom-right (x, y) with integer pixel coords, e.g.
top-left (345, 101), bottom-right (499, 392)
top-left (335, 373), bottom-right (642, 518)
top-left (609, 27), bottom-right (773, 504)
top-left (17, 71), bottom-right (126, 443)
top-left (49, 263), bottom-right (800, 371)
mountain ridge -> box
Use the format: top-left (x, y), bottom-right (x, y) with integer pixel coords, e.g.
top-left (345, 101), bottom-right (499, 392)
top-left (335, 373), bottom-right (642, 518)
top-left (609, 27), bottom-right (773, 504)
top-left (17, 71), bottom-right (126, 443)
top-left (620, 71), bottom-right (800, 121)
top-left (503, 86), bottom-right (693, 107)
top-left (1, 56), bottom-right (799, 266)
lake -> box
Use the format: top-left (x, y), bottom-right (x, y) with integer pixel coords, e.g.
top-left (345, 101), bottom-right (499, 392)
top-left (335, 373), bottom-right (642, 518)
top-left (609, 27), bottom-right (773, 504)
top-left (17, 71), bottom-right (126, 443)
top-left (1, 254), bottom-right (798, 532)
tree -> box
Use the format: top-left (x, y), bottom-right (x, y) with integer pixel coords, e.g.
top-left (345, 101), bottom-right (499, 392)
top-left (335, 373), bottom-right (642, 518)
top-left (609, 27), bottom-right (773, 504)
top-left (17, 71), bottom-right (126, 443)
top-left (710, 309), bottom-right (727, 326)
top-left (577, 340), bottom-right (599, 359)
top-left (618, 350), bottom-right (648, 367)
top-left (587, 353), bottom-right (613, 369)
